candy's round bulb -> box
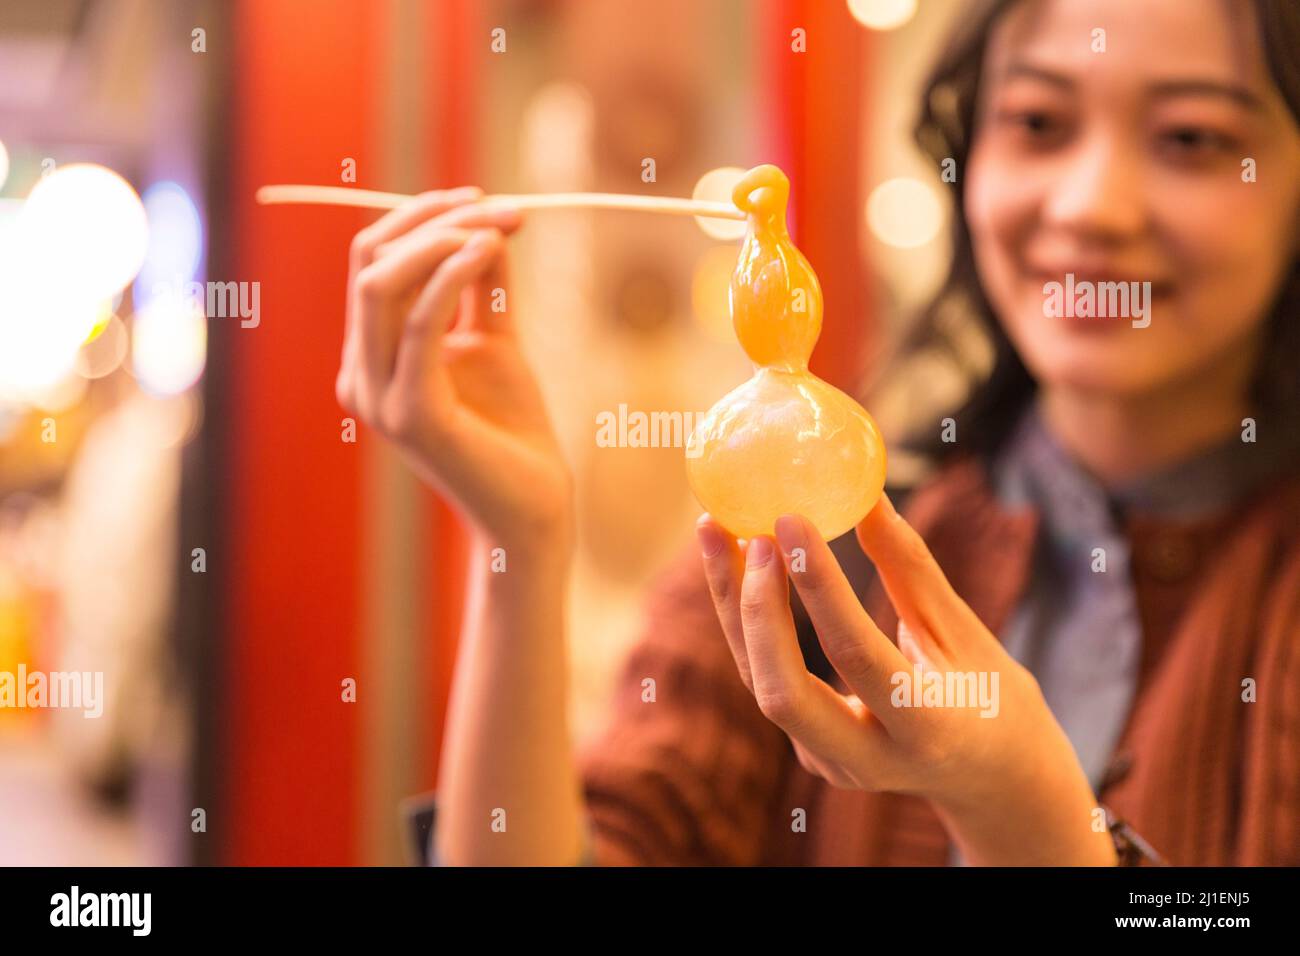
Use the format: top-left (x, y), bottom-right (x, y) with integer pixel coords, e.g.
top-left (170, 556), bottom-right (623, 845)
top-left (686, 165), bottom-right (887, 540)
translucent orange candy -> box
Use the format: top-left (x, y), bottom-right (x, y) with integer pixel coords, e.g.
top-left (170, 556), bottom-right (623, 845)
top-left (686, 165), bottom-right (887, 540)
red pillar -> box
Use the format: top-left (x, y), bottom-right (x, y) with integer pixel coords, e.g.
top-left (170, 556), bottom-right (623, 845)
top-left (221, 0), bottom-right (383, 865)
top-left (762, 0), bottom-right (874, 391)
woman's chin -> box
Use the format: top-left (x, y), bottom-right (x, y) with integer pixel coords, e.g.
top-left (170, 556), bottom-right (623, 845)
top-left (1016, 333), bottom-right (1171, 398)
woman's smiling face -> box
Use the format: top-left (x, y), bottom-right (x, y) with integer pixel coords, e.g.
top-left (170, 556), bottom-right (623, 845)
top-left (966, 0), bottom-right (1300, 399)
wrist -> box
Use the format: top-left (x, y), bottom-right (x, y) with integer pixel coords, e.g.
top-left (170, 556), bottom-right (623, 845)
top-left (469, 513), bottom-right (575, 579)
top-left (463, 523), bottom-right (573, 658)
top-left (932, 761), bottom-right (1118, 866)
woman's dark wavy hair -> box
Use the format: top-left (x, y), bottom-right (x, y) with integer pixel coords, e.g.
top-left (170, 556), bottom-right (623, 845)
top-left (900, 0), bottom-right (1300, 465)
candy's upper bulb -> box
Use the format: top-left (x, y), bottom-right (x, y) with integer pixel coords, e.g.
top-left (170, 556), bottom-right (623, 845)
top-left (728, 165), bottom-right (822, 373)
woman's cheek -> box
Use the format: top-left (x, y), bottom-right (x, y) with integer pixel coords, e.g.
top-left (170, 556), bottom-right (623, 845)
top-left (967, 189), bottom-right (1057, 378)
top-left (964, 153), bottom-right (1031, 310)
top-left (1158, 183), bottom-right (1291, 347)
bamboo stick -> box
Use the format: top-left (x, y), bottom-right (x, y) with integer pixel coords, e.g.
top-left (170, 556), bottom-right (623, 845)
top-left (256, 184), bottom-right (747, 221)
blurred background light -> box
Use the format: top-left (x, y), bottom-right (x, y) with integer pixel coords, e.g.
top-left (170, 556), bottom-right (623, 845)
top-left (522, 81), bottom-right (596, 190)
top-left (692, 166), bottom-right (749, 241)
top-left (0, 162), bottom-right (145, 403)
top-left (25, 370), bottom-right (88, 414)
top-left (691, 244), bottom-right (742, 343)
top-left (82, 299), bottom-right (115, 344)
top-left (867, 176), bottom-right (944, 249)
top-left (847, 0), bottom-right (918, 31)
top-left (135, 180), bottom-right (203, 309)
top-left (149, 391), bottom-right (204, 450)
top-left (76, 313), bottom-right (128, 380)
top-left (130, 295), bottom-right (207, 396)
top-left (19, 163), bottom-right (149, 303)
top-left (0, 140), bottom-right (9, 193)
top-left (0, 277), bottom-right (100, 400)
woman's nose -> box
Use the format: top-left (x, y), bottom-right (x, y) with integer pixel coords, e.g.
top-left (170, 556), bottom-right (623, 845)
top-left (1041, 134), bottom-right (1147, 242)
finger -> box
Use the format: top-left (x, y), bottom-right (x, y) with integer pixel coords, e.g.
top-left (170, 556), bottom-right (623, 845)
top-left (381, 202), bottom-right (522, 338)
top-left (360, 228), bottom-right (477, 304)
top-left (373, 203), bottom-right (522, 266)
top-left (385, 231), bottom-right (504, 424)
top-left (339, 187), bottom-right (482, 409)
top-left (739, 535), bottom-right (872, 762)
top-left (356, 204), bottom-right (522, 353)
top-left (896, 617), bottom-right (952, 672)
top-left (796, 682), bottom-right (894, 788)
top-left (773, 514), bottom-right (910, 719)
top-left (349, 186), bottom-right (484, 277)
top-left (791, 740), bottom-right (840, 784)
top-left (349, 230), bottom-right (476, 416)
top-left (354, 220), bottom-right (509, 404)
top-left (345, 190), bottom-right (483, 349)
top-left (696, 514), bottom-right (751, 691)
top-left (352, 206), bottom-right (518, 358)
top-left (855, 492), bottom-right (972, 649)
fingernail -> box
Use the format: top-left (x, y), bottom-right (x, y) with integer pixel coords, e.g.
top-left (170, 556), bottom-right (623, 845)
top-left (773, 515), bottom-right (806, 557)
top-left (747, 535), bottom-right (774, 568)
top-left (696, 521), bottom-right (725, 559)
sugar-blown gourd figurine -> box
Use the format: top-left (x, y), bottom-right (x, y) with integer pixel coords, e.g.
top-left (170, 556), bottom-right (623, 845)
top-left (685, 164), bottom-right (887, 540)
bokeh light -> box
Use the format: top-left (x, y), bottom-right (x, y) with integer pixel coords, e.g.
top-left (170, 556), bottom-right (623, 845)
top-left (0, 164), bottom-right (148, 403)
top-left (847, 0), bottom-right (918, 31)
top-left (26, 369), bottom-right (88, 413)
top-left (691, 244), bottom-right (741, 343)
top-left (76, 313), bottom-right (129, 380)
top-left (692, 166), bottom-right (748, 241)
top-left (135, 180), bottom-right (204, 309)
top-left (0, 277), bottom-right (98, 398)
top-left (19, 163), bottom-right (149, 303)
top-left (866, 176), bottom-right (945, 249)
top-left (147, 391), bottom-right (204, 450)
top-left (83, 299), bottom-right (116, 344)
top-left (130, 295), bottom-right (208, 396)
top-left (0, 140), bottom-right (9, 193)
top-left (522, 81), bottom-right (596, 190)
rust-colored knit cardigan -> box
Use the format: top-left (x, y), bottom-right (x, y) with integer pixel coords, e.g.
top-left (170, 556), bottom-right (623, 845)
top-left (576, 455), bottom-right (1300, 865)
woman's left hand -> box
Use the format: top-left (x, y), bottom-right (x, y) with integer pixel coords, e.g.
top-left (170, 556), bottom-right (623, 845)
top-left (696, 493), bottom-right (1118, 866)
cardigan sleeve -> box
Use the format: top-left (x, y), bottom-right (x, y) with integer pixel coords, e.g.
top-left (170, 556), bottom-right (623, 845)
top-left (1239, 530), bottom-right (1300, 865)
top-left (574, 543), bottom-right (795, 866)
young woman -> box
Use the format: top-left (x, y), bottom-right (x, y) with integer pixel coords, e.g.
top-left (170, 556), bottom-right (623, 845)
top-left (337, 0), bottom-right (1300, 866)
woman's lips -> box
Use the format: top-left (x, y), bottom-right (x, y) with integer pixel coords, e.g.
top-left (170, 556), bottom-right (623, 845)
top-left (1030, 269), bottom-right (1172, 288)
top-left (1029, 270), bottom-right (1173, 329)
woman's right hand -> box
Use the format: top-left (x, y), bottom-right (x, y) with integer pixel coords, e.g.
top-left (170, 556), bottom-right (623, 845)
top-left (336, 187), bottom-right (573, 556)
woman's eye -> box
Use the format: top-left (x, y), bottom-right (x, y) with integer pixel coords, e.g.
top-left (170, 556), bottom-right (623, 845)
top-left (1158, 126), bottom-right (1234, 159)
top-left (1012, 111), bottom-right (1051, 131)
top-left (996, 110), bottom-right (1067, 146)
